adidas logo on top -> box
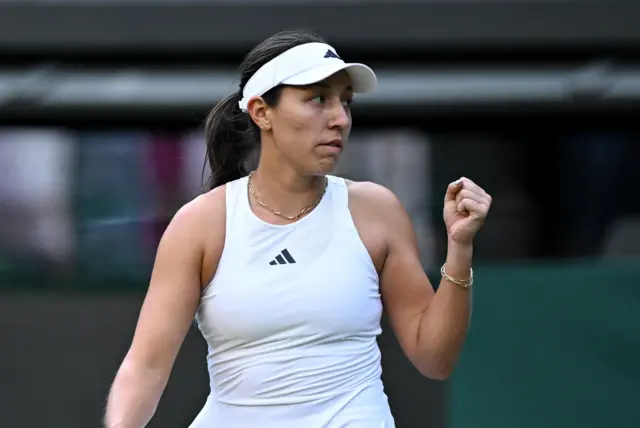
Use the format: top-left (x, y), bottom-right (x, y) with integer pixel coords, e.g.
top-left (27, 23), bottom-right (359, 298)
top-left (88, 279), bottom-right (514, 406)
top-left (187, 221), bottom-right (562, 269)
top-left (323, 49), bottom-right (341, 60)
top-left (269, 249), bottom-right (296, 265)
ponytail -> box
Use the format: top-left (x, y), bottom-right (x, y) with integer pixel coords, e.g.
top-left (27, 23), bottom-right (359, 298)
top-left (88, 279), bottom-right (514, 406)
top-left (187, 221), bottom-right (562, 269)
top-left (203, 91), bottom-right (259, 190)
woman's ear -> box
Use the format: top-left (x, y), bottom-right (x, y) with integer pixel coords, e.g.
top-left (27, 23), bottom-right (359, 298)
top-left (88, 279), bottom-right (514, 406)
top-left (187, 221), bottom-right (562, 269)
top-left (247, 97), bottom-right (271, 131)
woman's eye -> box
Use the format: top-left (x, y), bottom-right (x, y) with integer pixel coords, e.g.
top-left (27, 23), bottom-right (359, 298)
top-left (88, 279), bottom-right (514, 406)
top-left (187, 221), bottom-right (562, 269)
top-left (310, 95), bottom-right (352, 108)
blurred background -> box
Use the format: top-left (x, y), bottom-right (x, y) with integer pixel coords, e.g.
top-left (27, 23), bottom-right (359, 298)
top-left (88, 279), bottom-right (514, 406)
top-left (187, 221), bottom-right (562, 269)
top-left (1, 0), bottom-right (640, 427)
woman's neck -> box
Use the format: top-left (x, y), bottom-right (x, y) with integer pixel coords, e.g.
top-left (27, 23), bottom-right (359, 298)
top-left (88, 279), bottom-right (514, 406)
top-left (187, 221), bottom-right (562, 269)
top-left (250, 164), bottom-right (326, 216)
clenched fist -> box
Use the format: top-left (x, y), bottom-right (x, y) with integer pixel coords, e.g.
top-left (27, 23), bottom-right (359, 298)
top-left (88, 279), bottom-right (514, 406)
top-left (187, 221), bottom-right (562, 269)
top-left (443, 177), bottom-right (492, 246)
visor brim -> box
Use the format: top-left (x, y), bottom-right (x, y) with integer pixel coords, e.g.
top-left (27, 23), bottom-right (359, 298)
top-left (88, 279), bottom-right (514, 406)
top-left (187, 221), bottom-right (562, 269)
top-left (282, 62), bottom-right (377, 93)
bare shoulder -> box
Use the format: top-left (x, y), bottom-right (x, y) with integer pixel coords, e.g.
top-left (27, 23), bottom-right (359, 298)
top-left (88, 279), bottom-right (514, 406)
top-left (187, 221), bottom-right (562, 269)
top-left (342, 179), bottom-right (412, 270)
top-left (169, 184), bottom-right (226, 238)
top-left (344, 179), bottom-right (405, 222)
top-left (160, 185), bottom-right (227, 284)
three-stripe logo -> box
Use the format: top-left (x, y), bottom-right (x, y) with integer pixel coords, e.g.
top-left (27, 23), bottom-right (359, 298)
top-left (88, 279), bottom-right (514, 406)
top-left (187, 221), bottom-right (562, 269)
top-left (323, 49), bottom-right (342, 60)
top-left (269, 249), bottom-right (296, 265)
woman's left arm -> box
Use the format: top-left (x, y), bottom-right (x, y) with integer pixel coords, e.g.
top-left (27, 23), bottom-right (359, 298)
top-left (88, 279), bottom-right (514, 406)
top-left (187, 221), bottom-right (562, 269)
top-left (371, 177), bottom-right (491, 380)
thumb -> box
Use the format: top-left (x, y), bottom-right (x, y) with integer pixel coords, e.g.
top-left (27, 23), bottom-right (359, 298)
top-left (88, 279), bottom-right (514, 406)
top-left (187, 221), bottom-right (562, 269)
top-left (445, 178), bottom-right (463, 202)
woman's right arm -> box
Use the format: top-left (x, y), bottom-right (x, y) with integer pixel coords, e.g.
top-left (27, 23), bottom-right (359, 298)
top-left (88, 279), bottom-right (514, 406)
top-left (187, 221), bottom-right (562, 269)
top-left (104, 192), bottom-right (224, 428)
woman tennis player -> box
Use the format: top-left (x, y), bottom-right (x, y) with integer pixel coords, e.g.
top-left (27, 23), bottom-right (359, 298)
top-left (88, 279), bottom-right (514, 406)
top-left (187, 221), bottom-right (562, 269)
top-left (105, 30), bottom-right (492, 428)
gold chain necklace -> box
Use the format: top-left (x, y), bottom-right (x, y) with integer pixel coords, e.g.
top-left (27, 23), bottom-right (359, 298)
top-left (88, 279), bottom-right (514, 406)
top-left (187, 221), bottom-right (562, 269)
top-left (247, 171), bottom-right (327, 221)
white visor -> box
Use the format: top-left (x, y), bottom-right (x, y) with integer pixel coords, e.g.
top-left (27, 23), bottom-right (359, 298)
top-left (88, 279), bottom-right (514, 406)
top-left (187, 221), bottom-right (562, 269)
top-left (238, 42), bottom-right (377, 112)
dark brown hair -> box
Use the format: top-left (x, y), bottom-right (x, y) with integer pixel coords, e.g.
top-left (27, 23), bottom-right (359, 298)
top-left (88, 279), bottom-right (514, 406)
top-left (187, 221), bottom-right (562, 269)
top-left (203, 30), bottom-right (327, 190)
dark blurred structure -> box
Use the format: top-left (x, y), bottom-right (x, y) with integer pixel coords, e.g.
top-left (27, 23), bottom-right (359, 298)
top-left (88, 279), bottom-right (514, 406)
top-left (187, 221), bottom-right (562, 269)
top-left (1, 1), bottom-right (639, 428)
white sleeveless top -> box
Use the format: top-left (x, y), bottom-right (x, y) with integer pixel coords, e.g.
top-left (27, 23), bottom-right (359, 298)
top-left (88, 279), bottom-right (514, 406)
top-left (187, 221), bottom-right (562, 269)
top-left (189, 175), bottom-right (395, 428)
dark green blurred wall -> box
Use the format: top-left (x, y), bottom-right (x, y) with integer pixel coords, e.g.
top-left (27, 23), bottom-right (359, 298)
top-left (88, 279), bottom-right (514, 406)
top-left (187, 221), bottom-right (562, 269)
top-left (448, 262), bottom-right (640, 428)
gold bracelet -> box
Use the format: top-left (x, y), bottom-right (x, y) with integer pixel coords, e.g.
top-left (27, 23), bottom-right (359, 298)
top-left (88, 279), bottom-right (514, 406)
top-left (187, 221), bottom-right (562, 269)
top-left (440, 263), bottom-right (473, 289)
